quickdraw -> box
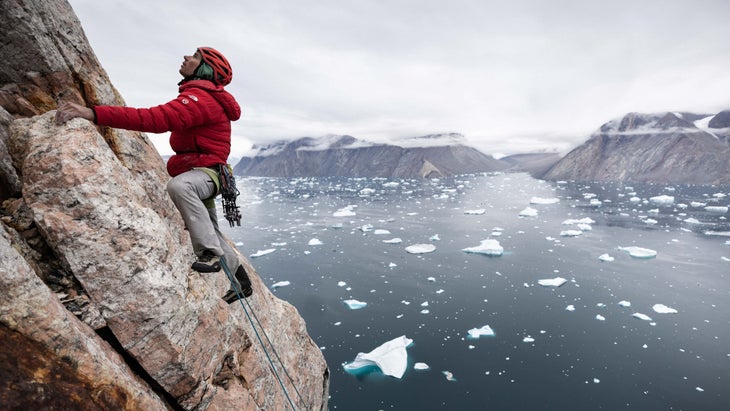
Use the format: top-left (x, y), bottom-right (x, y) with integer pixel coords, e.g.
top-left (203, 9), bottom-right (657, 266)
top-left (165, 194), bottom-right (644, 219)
top-left (218, 164), bottom-right (241, 227)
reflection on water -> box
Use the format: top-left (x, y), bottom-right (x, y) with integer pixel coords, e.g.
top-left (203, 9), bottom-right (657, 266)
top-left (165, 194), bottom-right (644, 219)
top-left (222, 173), bottom-right (729, 410)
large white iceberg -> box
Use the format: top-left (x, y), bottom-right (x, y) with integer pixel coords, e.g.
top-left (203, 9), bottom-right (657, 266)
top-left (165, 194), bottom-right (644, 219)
top-left (650, 195), bottom-right (674, 206)
top-left (618, 246), bottom-right (657, 259)
top-left (462, 239), bottom-right (504, 256)
top-left (538, 277), bottom-right (567, 287)
top-left (343, 299), bottom-right (367, 309)
top-left (530, 197), bottom-right (560, 205)
top-left (405, 244), bottom-right (436, 254)
top-left (343, 335), bottom-right (413, 379)
top-left (467, 324), bottom-right (495, 339)
top-left (652, 304), bottom-right (678, 314)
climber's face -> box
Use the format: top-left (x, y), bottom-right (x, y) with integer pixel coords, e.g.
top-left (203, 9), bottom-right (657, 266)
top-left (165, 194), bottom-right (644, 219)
top-left (179, 50), bottom-right (202, 77)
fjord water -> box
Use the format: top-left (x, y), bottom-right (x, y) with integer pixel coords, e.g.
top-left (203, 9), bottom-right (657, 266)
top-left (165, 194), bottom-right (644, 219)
top-left (222, 173), bottom-right (729, 410)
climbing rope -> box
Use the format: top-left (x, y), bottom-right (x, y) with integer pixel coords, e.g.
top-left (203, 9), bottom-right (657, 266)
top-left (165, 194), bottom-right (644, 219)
top-left (220, 257), bottom-right (309, 411)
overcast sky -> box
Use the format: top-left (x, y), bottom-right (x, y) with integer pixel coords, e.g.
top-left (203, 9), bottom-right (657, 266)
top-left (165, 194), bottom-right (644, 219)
top-left (68, 0), bottom-right (730, 158)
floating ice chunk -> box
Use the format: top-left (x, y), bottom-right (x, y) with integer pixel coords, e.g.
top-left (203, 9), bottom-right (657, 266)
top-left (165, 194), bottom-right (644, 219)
top-left (467, 325), bottom-right (495, 339)
top-left (333, 205), bottom-right (357, 217)
top-left (562, 217), bottom-right (596, 225)
top-left (630, 197), bottom-right (641, 203)
top-left (414, 362), bottom-right (430, 371)
top-left (338, 281), bottom-right (347, 287)
top-left (519, 207), bottom-right (538, 217)
top-left (650, 195), bottom-right (674, 206)
top-left (643, 218), bottom-right (658, 225)
top-left (705, 206), bottom-right (728, 214)
top-left (538, 277), bottom-right (567, 287)
top-left (652, 304), bottom-right (678, 314)
top-left (343, 299), bottom-right (367, 309)
top-left (464, 209), bottom-right (486, 215)
top-left (427, 277), bottom-right (436, 282)
top-left (235, 241), bottom-right (244, 246)
top-left (251, 248), bottom-right (276, 258)
top-left (691, 201), bottom-right (706, 208)
top-left (430, 234), bottom-right (440, 241)
top-left (389, 262), bottom-right (398, 268)
top-left (530, 197), bottom-right (560, 205)
top-left (462, 239), bottom-right (504, 256)
top-left (420, 309), bottom-right (430, 314)
top-left (360, 224), bottom-right (374, 232)
top-left (405, 244), bottom-right (436, 254)
top-left (618, 300), bottom-right (631, 307)
top-left (705, 231), bottom-right (730, 237)
top-left (374, 229), bottom-right (391, 235)
top-left (566, 305), bottom-right (576, 311)
top-left (593, 378), bottom-right (600, 384)
top-left (383, 182), bottom-right (400, 188)
top-left (577, 223), bottom-right (592, 231)
top-left (308, 238), bottom-right (323, 246)
top-left (596, 314), bottom-right (606, 321)
top-left (383, 238), bottom-right (403, 244)
top-left (599, 254), bottom-right (614, 262)
top-left (343, 335), bottom-right (413, 379)
top-left (523, 336), bottom-right (535, 343)
top-left (560, 230), bottom-right (583, 237)
top-left (696, 387), bottom-right (704, 392)
top-left (589, 199), bottom-right (602, 206)
top-left (632, 313), bottom-right (653, 321)
top-left (684, 218), bottom-right (703, 224)
top-left (618, 246), bottom-right (657, 259)
top-left (271, 281), bottom-right (290, 289)
top-left (442, 371), bottom-right (457, 382)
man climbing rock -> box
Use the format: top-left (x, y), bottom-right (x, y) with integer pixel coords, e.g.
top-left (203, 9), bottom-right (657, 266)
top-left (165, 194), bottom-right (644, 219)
top-left (55, 47), bottom-right (252, 304)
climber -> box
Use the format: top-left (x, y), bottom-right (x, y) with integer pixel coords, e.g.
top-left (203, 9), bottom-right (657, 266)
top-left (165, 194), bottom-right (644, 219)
top-left (55, 47), bottom-right (252, 304)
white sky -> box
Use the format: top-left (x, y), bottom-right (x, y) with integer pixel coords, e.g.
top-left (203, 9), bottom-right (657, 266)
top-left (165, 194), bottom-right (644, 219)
top-left (67, 0), bottom-right (730, 158)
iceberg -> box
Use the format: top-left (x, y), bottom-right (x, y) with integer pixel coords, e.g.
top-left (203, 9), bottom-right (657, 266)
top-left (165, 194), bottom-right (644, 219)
top-left (523, 336), bottom-right (535, 343)
top-left (413, 362), bottom-right (430, 371)
top-left (343, 335), bottom-right (413, 379)
top-left (442, 371), bottom-right (457, 382)
top-left (374, 229), bottom-right (391, 235)
top-left (705, 206), bottom-right (728, 214)
top-left (383, 238), bottom-right (403, 244)
top-left (560, 230), bottom-right (583, 237)
top-left (467, 324), bottom-right (495, 339)
top-left (405, 244), bottom-right (436, 254)
top-left (271, 281), bottom-right (290, 289)
top-left (632, 313), bottom-right (653, 321)
top-left (538, 277), bottom-right (567, 287)
top-left (343, 299), bottom-right (367, 309)
top-left (308, 238), bottom-right (323, 245)
top-left (618, 246), bottom-right (657, 259)
top-left (464, 209), bottom-right (486, 215)
top-left (618, 300), bottom-right (631, 307)
top-left (530, 197), bottom-right (560, 205)
top-left (562, 217), bottom-right (595, 225)
top-left (519, 207), bottom-right (538, 217)
top-left (333, 205), bottom-right (357, 217)
top-left (599, 254), bottom-right (614, 262)
top-left (462, 239), bottom-right (504, 256)
top-left (652, 304), bottom-right (678, 314)
top-left (251, 248), bottom-right (276, 258)
top-left (650, 195), bottom-right (674, 206)
top-left (566, 305), bottom-right (576, 311)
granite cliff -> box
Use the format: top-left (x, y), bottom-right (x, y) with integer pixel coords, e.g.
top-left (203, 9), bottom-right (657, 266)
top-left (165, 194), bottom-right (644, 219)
top-left (540, 111), bottom-right (730, 184)
top-left (0, 1), bottom-right (328, 410)
top-left (234, 134), bottom-right (508, 178)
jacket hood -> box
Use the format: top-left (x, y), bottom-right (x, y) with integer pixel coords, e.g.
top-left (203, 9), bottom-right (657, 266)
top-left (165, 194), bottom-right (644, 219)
top-left (179, 79), bottom-right (241, 121)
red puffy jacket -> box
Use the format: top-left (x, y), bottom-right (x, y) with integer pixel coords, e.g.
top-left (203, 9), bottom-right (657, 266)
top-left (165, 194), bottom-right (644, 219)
top-left (94, 80), bottom-right (241, 177)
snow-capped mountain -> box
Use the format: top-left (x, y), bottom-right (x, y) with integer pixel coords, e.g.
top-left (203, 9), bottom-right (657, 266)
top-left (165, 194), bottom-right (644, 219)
top-left (233, 134), bottom-right (507, 178)
top-left (540, 111), bottom-right (730, 184)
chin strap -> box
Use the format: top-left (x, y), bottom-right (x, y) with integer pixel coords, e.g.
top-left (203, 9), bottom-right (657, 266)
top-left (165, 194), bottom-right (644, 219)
top-left (218, 164), bottom-right (241, 227)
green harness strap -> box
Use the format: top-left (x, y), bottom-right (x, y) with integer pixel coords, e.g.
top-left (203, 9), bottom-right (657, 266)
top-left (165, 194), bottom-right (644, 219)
top-left (195, 167), bottom-right (221, 209)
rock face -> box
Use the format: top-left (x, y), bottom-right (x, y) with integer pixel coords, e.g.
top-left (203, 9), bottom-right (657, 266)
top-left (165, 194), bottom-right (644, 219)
top-left (540, 112), bottom-right (730, 184)
top-left (0, 1), bottom-right (328, 410)
top-left (499, 152), bottom-right (561, 178)
top-left (234, 134), bottom-right (508, 178)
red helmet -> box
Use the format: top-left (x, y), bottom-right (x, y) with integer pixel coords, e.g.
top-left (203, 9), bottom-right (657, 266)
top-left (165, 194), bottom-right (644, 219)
top-left (197, 47), bottom-right (233, 86)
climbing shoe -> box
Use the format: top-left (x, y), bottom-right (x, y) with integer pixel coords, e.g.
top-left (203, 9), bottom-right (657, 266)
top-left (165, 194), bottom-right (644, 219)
top-left (223, 265), bottom-right (253, 304)
top-left (191, 250), bottom-right (221, 273)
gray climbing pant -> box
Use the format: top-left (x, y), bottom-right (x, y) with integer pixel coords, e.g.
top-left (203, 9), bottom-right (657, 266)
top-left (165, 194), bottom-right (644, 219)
top-left (166, 169), bottom-right (240, 289)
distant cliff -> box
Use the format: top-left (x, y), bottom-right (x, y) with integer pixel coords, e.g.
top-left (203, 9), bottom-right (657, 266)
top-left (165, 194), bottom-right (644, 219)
top-left (540, 111), bottom-right (730, 184)
top-left (234, 134), bottom-right (508, 178)
top-left (0, 1), bottom-right (328, 410)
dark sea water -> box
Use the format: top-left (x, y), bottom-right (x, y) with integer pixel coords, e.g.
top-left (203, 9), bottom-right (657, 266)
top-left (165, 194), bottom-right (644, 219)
top-left (221, 173), bottom-right (729, 410)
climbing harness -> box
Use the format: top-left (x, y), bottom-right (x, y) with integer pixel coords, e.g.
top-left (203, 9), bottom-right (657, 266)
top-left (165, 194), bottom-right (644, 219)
top-left (220, 257), bottom-right (309, 411)
top-left (218, 164), bottom-right (241, 227)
